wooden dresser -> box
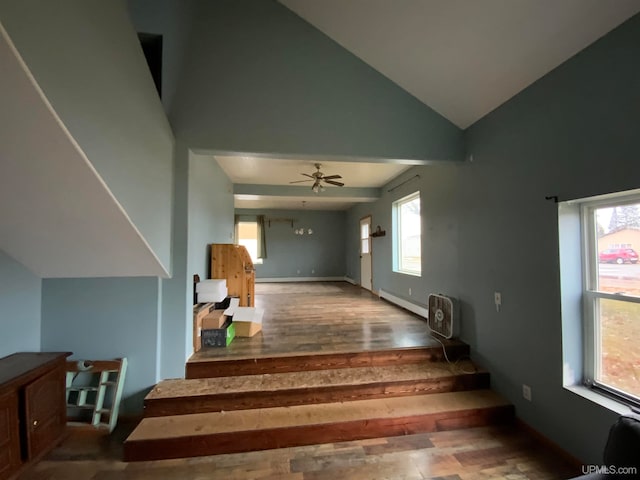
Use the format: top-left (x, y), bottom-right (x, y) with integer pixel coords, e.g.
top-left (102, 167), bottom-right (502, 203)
top-left (210, 244), bottom-right (255, 307)
top-left (0, 352), bottom-right (70, 480)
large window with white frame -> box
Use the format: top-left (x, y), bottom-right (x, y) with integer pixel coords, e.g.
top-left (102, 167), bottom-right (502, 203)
top-left (393, 192), bottom-right (421, 276)
top-left (582, 193), bottom-right (640, 407)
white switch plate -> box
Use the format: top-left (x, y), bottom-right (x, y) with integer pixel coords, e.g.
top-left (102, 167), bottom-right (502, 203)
top-left (522, 384), bottom-right (532, 401)
top-left (494, 292), bottom-right (502, 312)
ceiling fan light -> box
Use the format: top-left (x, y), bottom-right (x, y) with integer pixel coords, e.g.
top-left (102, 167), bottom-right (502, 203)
top-left (320, 184), bottom-right (325, 192)
top-left (312, 184), bottom-right (319, 193)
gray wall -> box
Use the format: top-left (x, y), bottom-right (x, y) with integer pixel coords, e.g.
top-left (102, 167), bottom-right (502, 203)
top-left (170, 0), bottom-right (463, 162)
top-left (346, 164), bottom-right (461, 306)
top-left (188, 155), bottom-right (235, 280)
top-left (0, 250), bottom-right (41, 358)
top-left (236, 209), bottom-right (347, 279)
top-left (458, 14), bottom-right (640, 463)
top-left (344, 13), bottom-right (640, 464)
top-left (127, 0), bottom-right (197, 116)
top-left (0, 0), bottom-right (174, 271)
top-left (41, 277), bottom-right (161, 415)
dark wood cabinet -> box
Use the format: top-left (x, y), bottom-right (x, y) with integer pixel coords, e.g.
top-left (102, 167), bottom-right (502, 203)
top-left (0, 352), bottom-right (70, 480)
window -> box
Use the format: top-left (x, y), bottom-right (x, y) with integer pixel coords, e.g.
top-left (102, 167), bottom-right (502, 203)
top-left (393, 192), bottom-right (421, 275)
top-left (236, 222), bottom-right (263, 264)
top-left (581, 194), bottom-right (640, 407)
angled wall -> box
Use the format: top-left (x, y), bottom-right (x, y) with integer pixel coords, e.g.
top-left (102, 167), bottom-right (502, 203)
top-left (0, 0), bottom-right (174, 273)
top-left (171, 0), bottom-right (463, 163)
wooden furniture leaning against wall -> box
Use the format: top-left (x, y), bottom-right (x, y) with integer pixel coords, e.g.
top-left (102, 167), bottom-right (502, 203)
top-left (210, 243), bottom-right (255, 307)
top-left (0, 352), bottom-right (71, 480)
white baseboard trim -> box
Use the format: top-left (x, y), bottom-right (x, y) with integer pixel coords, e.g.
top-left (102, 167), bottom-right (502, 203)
top-left (256, 276), bottom-right (347, 283)
top-left (343, 276), bottom-right (357, 285)
top-left (378, 289), bottom-right (428, 319)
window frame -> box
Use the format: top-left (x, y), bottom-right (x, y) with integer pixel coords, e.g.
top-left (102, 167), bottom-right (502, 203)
top-left (392, 191), bottom-right (421, 276)
top-left (236, 221), bottom-right (263, 265)
top-left (580, 193), bottom-right (640, 408)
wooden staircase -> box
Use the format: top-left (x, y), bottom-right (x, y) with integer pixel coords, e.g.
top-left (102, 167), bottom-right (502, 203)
top-left (123, 345), bottom-right (513, 462)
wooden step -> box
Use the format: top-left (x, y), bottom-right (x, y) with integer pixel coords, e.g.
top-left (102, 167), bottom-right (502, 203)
top-left (185, 344), bottom-right (469, 379)
top-left (125, 390), bottom-right (513, 461)
top-left (146, 361), bottom-right (488, 417)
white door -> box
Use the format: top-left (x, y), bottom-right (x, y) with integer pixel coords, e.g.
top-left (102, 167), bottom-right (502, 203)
top-left (360, 216), bottom-right (372, 291)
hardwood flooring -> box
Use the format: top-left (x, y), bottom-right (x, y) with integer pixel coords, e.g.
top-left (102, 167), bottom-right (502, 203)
top-left (21, 422), bottom-right (579, 479)
top-left (21, 282), bottom-right (580, 478)
top-left (190, 282), bottom-right (442, 362)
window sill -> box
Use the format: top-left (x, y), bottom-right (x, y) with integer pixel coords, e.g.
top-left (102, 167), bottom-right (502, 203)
top-left (393, 269), bottom-right (421, 277)
top-left (564, 384), bottom-right (633, 416)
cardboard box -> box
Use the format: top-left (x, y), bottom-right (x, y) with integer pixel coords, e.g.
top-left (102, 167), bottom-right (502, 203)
top-left (201, 319), bottom-right (235, 348)
top-left (202, 310), bottom-right (227, 329)
top-left (232, 307), bottom-right (264, 337)
top-left (233, 320), bottom-right (262, 337)
top-left (193, 303), bottom-right (215, 352)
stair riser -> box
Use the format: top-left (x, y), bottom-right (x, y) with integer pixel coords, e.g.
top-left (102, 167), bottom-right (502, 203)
top-left (124, 405), bottom-right (514, 462)
top-left (144, 373), bottom-right (490, 417)
top-left (186, 346), bottom-right (470, 379)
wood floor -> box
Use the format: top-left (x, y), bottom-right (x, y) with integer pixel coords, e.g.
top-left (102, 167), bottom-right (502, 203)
top-left (190, 282), bottom-right (443, 362)
top-left (22, 422), bottom-right (579, 479)
top-left (21, 282), bottom-right (580, 478)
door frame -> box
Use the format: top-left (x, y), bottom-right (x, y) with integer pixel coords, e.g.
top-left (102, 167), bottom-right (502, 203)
top-left (359, 215), bottom-right (373, 291)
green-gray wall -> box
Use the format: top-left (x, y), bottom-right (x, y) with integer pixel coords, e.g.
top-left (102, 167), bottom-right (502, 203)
top-left (41, 277), bottom-right (161, 415)
top-left (236, 209), bottom-right (346, 279)
top-left (170, 0), bottom-right (463, 162)
top-left (347, 165), bottom-right (461, 305)
top-left (345, 13), bottom-right (640, 463)
top-left (460, 14), bottom-right (640, 463)
top-left (0, 0), bottom-right (174, 271)
top-left (0, 250), bottom-right (41, 358)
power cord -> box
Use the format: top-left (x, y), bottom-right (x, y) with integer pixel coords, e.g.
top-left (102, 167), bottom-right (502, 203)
top-left (430, 333), bottom-right (477, 375)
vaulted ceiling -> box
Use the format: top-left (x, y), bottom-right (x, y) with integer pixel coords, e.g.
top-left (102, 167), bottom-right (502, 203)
top-left (228, 0), bottom-right (640, 210)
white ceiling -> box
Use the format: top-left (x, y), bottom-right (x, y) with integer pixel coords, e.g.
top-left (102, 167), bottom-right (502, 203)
top-left (280, 0), bottom-right (640, 128)
top-left (0, 27), bottom-right (169, 278)
top-left (215, 155), bottom-right (410, 188)
top-left (214, 155), bottom-right (408, 211)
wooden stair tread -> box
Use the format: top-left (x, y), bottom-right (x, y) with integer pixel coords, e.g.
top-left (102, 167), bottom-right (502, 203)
top-left (185, 345), bottom-right (470, 378)
top-left (128, 390), bottom-right (508, 442)
top-left (188, 343), bottom-right (464, 363)
top-left (149, 362), bottom-right (482, 400)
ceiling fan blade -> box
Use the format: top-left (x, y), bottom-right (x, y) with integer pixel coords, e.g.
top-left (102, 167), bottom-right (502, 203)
top-left (302, 173), bottom-right (315, 179)
top-left (322, 175), bottom-right (342, 180)
top-left (324, 180), bottom-right (344, 187)
top-left (289, 179), bottom-right (313, 183)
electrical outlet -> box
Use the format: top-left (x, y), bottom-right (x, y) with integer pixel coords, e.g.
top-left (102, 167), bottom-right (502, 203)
top-left (311, 269), bottom-right (315, 274)
top-left (409, 288), bottom-right (412, 296)
top-left (297, 269), bottom-right (301, 274)
top-left (522, 384), bottom-right (532, 401)
top-left (494, 292), bottom-right (502, 312)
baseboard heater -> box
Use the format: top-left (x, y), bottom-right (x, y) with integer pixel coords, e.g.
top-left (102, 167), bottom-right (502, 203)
top-left (255, 276), bottom-right (347, 283)
top-left (378, 289), bottom-right (429, 319)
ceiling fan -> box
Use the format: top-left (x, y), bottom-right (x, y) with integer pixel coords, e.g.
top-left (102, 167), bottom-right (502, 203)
top-left (289, 163), bottom-right (344, 193)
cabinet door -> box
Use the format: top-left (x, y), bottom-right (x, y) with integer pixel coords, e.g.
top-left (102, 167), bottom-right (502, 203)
top-left (0, 391), bottom-right (21, 479)
top-left (25, 364), bottom-right (66, 459)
